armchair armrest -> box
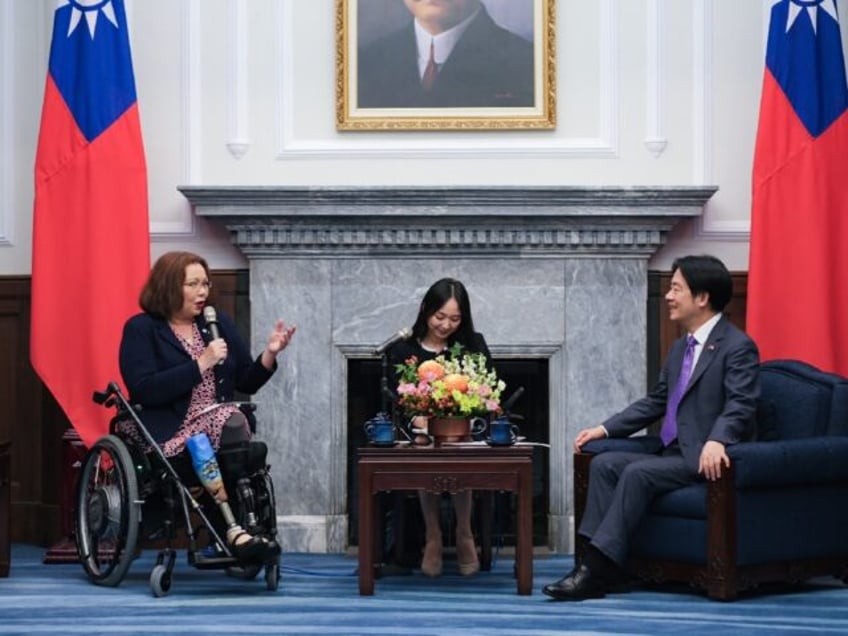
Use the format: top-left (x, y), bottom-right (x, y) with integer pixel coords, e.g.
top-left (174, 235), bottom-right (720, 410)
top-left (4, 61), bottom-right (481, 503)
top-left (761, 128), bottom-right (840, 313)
top-left (728, 436), bottom-right (848, 488)
top-left (581, 435), bottom-right (663, 456)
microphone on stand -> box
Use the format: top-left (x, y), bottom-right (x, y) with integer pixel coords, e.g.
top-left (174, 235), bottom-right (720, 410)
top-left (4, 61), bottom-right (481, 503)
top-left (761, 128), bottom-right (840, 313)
top-left (372, 327), bottom-right (412, 356)
top-left (202, 305), bottom-right (225, 365)
top-left (374, 328), bottom-right (411, 430)
top-left (502, 386), bottom-right (525, 413)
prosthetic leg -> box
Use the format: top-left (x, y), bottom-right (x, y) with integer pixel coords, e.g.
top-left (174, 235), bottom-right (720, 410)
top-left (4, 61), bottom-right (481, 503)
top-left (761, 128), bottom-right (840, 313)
top-left (185, 433), bottom-right (269, 562)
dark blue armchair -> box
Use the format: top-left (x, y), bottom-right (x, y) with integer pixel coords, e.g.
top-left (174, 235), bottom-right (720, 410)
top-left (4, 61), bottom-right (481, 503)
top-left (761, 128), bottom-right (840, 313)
top-left (573, 359), bottom-right (848, 600)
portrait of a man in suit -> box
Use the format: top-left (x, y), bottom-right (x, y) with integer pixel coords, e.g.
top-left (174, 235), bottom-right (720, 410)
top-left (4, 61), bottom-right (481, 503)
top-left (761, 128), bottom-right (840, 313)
top-left (357, 0), bottom-right (535, 109)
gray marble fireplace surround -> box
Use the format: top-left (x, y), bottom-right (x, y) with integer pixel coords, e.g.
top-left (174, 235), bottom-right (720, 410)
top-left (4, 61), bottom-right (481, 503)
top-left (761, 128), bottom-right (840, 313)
top-left (181, 186), bottom-right (714, 554)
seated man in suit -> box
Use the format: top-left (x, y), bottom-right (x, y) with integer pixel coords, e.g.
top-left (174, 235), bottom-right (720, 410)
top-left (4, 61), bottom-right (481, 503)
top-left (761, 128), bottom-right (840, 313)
top-left (358, 0), bottom-right (534, 108)
top-left (543, 254), bottom-right (760, 601)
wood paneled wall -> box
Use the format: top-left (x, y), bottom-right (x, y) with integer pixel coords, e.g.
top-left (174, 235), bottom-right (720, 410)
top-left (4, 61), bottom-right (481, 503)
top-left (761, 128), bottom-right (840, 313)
top-left (0, 270), bottom-right (744, 545)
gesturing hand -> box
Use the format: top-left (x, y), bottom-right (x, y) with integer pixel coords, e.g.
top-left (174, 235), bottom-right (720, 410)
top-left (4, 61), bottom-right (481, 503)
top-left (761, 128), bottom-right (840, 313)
top-left (261, 321), bottom-right (296, 368)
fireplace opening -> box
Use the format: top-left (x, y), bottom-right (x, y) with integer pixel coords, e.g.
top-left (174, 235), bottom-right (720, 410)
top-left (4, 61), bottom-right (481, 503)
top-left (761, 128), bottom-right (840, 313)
top-left (346, 357), bottom-right (550, 549)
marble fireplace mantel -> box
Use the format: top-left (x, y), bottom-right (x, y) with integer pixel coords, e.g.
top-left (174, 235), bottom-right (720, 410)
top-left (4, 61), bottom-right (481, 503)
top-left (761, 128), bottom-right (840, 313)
top-left (182, 185), bottom-right (715, 553)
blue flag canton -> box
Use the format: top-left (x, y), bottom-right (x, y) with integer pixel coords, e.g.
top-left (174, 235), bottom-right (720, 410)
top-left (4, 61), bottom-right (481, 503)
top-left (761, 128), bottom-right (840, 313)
top-left (48, 1), bottom-right (137, 143)
top-left (766, 0), bottom-right (848, 137)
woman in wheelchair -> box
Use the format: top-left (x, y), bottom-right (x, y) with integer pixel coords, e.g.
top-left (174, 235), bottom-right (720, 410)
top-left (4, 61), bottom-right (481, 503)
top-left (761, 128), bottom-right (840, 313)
top-left (118, 251), bottom-right (295, 562)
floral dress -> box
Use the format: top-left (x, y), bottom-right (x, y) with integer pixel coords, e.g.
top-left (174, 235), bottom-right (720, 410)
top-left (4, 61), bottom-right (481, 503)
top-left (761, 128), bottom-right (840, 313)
top-left (120, 323), bottom-right (241, 458)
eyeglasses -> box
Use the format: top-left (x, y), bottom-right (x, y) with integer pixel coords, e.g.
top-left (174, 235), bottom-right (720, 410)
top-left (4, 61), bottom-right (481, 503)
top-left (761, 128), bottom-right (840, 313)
top-left (184, 280), bottom-right (212, 290)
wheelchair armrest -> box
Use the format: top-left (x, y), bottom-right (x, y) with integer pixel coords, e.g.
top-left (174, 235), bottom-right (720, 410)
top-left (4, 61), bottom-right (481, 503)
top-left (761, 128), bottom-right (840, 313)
top-left (238, 402), bottom-right (258, 433)
top-left (728, 436), bottom-right (848, 488)
top-left (580, 435), bottom-right (663, 456)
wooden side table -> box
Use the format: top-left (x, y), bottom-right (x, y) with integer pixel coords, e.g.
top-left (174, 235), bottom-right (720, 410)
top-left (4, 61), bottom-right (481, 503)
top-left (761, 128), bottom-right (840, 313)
top-left (43, 429), bottom-right (88, 564)
top-left (357, 443), bottom-right (534, 595)
top-left (0, 439), bottom-right (11, 577)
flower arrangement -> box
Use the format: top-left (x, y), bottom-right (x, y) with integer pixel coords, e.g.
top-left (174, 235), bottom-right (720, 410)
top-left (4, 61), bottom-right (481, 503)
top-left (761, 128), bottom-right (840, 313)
top-left (395, 344), bottom-right (506, 418)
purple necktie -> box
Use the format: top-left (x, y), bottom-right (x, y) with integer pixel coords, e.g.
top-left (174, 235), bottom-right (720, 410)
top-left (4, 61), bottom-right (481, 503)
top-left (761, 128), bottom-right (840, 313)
top-left (660, 334), bottom-right (697, 446)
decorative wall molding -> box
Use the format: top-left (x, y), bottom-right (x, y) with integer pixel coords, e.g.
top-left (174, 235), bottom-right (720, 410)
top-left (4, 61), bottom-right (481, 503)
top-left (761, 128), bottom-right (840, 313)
top-left (183, 0), bottom-right (202, 185)
top-left (0, 1), bottom-right (15, 247)
top-left (689, 0), bottom-right (747, 241)
top-left (274, 0), bottom-right (619, 159)
top-left (643, 0), bottom-right (667, 158)
top-left (226, 0), bottom-right (251, 160)
top-left (692, 0), bottom-right (712, 185)
top-left (153, 0), bottom-right (201, 237)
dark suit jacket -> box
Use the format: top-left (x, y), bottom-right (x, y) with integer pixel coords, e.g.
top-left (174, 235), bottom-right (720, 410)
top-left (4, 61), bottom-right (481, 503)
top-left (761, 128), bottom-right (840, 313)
top-left (119, 311), bottom-right (276, 444)
top-left (358, 6), bottom-right (534, 108)
top-left (603, 315), bottom-right (760, 472)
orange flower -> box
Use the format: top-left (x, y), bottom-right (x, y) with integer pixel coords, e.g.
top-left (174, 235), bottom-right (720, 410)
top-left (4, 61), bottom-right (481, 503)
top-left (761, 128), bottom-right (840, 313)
top-left (442, 373), bottom-right (469, 393)
top-left (417, 359), bottom-right (445, 382)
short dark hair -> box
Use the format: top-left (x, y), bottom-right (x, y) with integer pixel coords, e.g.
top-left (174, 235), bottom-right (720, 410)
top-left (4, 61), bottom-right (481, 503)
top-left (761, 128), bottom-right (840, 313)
top-left (139, 251), bottom-right (212, 319)
top-left (671, 254), bottom-right (733, 312)
top-left (411, 278), bottom-right (477, 346)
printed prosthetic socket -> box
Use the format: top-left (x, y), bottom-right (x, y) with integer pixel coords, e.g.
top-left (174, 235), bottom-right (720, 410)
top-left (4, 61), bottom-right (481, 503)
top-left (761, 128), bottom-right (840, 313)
top-left (186, 433), bottom-right (266, 560)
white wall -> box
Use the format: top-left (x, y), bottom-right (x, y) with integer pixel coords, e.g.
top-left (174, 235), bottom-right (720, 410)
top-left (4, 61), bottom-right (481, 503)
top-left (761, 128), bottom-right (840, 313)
top-left (3, 0), bottom-right (844, 274)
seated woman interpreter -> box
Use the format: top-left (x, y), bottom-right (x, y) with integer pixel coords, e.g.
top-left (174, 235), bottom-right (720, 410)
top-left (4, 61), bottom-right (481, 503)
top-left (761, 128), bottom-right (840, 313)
top-left (118, 251), bottom-right (296, 561)
top-left (386, 277), bottom-right (496, 577)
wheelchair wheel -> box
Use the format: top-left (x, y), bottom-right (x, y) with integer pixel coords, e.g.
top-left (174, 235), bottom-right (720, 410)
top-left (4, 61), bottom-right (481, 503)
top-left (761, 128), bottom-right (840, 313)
top-left (265, 557), bottom-right (280, 591)
top-left (75, 434), bottom-right (141, 587)
top-left (149, 564), bottom-right (172, 597)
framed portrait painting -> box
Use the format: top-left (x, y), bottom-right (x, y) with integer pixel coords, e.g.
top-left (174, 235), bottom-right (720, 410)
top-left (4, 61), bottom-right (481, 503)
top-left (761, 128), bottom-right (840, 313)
top-left (336, 0), bottom-right (556, 130)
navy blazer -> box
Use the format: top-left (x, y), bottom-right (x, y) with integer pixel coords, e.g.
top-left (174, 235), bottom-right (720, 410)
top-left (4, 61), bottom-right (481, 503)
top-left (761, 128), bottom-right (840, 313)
top-left (603, 315), bottom-right (760, 472)
top-left (119, 311), bottom-right (276, 444)
top-left (358, 5), bottom-right (534, 108)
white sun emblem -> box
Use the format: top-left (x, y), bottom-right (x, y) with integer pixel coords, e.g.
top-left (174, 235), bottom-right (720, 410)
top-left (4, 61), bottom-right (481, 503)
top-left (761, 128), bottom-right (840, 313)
top-left (57, 0), bottom-right (119, 39)
top-left (785, 0), bottom-right (839, 34)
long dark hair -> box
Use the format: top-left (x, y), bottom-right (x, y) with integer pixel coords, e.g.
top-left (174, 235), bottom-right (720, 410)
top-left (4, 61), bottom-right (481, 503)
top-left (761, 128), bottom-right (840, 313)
top-left (411, 278), bottom-right (477, 346)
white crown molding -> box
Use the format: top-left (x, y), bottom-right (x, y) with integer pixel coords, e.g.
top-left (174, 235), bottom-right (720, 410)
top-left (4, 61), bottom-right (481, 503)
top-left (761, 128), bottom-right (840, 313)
top-left (0, 1), bottom-right (13, 247)
top-left (226, 0), bottom-right (251, 159)
top-left (643, 0), bottom-right (667, 158)
top-left (275, 0), bottom-right (619, 159)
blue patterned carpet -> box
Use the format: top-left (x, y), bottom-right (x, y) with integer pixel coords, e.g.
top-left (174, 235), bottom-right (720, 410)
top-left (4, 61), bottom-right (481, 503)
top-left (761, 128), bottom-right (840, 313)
top-left (1, 544), bottom-right (847, 635)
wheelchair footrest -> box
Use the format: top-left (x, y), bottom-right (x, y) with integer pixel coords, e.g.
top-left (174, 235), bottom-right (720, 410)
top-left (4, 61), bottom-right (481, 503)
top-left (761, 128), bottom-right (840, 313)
top-left (190, 550), bottom-right (238, 570)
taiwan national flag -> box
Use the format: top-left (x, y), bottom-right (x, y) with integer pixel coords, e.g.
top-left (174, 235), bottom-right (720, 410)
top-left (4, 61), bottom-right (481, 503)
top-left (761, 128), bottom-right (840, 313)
top-left (748, 0), bottom-right (848, 376)
top-left (31, 0), bottom-right (150, 448)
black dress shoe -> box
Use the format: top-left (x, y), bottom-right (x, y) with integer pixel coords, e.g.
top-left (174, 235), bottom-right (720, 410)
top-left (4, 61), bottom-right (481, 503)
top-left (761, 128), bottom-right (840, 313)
top-left (542, 564), bottom-right (607, 601)
top-left (231, 533), bottom-right (277, 564)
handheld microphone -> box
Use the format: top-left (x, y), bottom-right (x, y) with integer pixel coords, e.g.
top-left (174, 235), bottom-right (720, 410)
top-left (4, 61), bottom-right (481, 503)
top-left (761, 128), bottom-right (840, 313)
top-left (203, 306), bottom-right (225, 365)
top-left (203, 305), bottom-right (222, 341)
top-left (373, 327), bottom-right (412, 356)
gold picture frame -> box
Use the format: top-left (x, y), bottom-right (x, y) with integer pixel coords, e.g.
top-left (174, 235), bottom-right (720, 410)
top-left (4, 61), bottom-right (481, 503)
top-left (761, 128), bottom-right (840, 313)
top-left (336, 0), bottom-right (556, 131)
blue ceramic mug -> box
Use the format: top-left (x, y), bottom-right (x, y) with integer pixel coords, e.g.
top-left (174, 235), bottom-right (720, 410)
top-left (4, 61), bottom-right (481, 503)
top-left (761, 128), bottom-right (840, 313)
top-left (364, 414), bottom-right (395, 446)
top-left (488, 418), bottom-right (519, 445)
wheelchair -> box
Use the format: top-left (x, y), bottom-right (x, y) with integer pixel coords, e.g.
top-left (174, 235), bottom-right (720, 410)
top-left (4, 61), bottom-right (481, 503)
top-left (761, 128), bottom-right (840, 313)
top-left (74, 382), bottom-right (280, 597)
